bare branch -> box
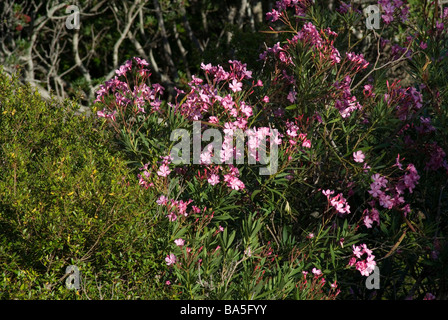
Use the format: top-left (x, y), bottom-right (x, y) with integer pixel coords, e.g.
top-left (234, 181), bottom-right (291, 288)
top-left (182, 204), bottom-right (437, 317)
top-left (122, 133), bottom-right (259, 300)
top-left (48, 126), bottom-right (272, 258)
top-left (153, 0), bottom-right (178, 81)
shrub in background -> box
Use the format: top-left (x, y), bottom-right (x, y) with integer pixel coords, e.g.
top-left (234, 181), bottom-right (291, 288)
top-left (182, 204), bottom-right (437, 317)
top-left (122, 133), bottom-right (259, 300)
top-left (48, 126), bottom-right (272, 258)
top-left (0, 69), bottom-right (175, 299)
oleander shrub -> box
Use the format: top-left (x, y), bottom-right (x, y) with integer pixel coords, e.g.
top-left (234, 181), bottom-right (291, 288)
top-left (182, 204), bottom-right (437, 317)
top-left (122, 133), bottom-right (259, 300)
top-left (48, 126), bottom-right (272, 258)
top-left (92, 0), bottom-right (448, 300)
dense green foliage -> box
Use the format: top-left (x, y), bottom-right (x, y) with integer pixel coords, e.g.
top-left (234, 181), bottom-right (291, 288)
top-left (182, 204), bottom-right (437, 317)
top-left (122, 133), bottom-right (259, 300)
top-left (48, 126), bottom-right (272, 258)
top-left (0, 70), bottom-right (175, 299)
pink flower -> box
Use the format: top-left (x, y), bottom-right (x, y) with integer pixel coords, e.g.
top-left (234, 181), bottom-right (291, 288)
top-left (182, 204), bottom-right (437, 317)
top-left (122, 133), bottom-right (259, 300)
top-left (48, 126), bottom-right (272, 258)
top-left (302, 139), bottom-right (311, 148)
top-left (372, 173), bottom-right (388, 188)
top-left (353, 150), bottom-right (365, 163)
top-left (262, 96), bottom-right (270, 103)
top-left (200, 150), bottom-right (212, 165)
top-left (134, 56), bottom-right (149, 67)
top-left (223, 122), bottom-right (235, 136)
top-left (240, 102), bottom-right (253, 117)
top-left (165, 253), bottom-right (177, 266)
top-left (207, 174), bottom-right (220, 186)
top-left (312, 268), bottom-right (322, 276)
top-left (322, 189), bottom-right (335, 198)
top-left (348, 257), bottom-right (357, 266)
top-left (229, 79), bottom-right (243, 92)
top-left (424, 293), bottom-right (436, 300)
top-left (356, 260), bottom-right (369, 276)
top-left (364, 215), bottom-right (374, 228)
top-left (174, 238), bottom-right (185, 246)
top-left (379, 193), bottom-right (394, 209)
top-left (227, 176), bottom-right (245, 190)
top-left (157, 164), bottom-right (171, 177)
top-left (201, 62), bottom-right (213, 72)
top-left (368, 183), bottom-right (383, 198)
top-left (97, 109), bottom-right (106, 117)
top-left (273, 134), bottom-right (283, 145)
top-left (352, 245), bottom-right (363, 259)
top-left (167, 212), bottom-right (177, 222)
top-left (287, 91), bottom-right (297, 103)
top-left (350, 243), bottom-right (376, 276)
top-left (328, 193), bottom-right (351, 215)
top-left (208, 116), bottom-right (219, 124)
top-left (156, 195), bottom-right (168, 205)
top-left (115, 65), bottom-right (128, 77)
top-left (266, 9), bottom-right (280, 22)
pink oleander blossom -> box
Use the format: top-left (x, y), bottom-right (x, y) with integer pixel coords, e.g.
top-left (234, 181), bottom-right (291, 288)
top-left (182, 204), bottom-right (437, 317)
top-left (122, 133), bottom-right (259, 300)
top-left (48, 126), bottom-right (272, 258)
top-left (207, 174), bottom-right (220, 186)
top-left (156, 195), bottom-right (168, 205)
top-left (312, 268), bottom-right (322, 276)
top-left (174, 239), bottom-right (185, 246)
top-left (350, 244), bottom-right (376, 276)
top-left (353, 150), bottom-right (365, 163)
top-left (157, 164), bottom-right (171, 177)
top-left (229, 79), bottom-right (243, 92)
top-left (302, 139), bottom-right (311, 148)
top-left (165, 253), bottom-right (177, 266)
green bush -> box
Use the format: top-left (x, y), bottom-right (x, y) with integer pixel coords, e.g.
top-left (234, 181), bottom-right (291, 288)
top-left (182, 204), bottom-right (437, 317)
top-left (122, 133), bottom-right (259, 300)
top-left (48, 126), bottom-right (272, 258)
top-left (0, 68), bottom-right (173, 299)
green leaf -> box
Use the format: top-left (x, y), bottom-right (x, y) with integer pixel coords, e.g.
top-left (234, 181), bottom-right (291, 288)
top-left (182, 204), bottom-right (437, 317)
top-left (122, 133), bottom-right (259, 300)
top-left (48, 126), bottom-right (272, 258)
top-left (251, 189), bottom-right (261, 201)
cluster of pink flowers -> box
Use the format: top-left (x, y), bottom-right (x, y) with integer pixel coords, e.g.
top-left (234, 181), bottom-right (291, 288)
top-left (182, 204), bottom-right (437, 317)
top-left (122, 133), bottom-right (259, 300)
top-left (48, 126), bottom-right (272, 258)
top-left (137, 155), bottom-right (174, 187)
top-left (260, 23), bottom-right (346, 117)
top-left (424, 142), bottom-right (448, 172)
top-left (95, 57), bottom-right (164, 119)
top-left (259, 22), bottom-right (342, 66)
top-left (156, 195), bottom-right (194, 222)
top-left (222, 164), bottom-right (246, 191)
top-left (137, 162), bottom-right (154, 189)
top-left (286, 122), bottom-right (310, 148)
top-left (301, 267), bottom-right (340, 297)
top-left (349, 244), bottom-right (376, 276)
top-left (378, 0), bottom-right (410, 24)
top-left (336, 2), bottom-right (361, 15)
top-left (265, 0), bottom-right (313, 23)
top-left (363, 207), bottom-right (380, 229)
top-left (416, 116), bottom-right (436, 135)
top-left (332, 76), bottom-right (363, 118)
top-left (346, 52), bottom-right (369, 72)
top-left (384, 81), bottom-right (423, 121)
top-left (177, 60), bottom-right (254, 122)
top-left (363, 156), bottom-right (420, 228)
top-left (195, 164), bottom-right (247, 191)
top-left (157, 155), bottom-right (173, 177)
top-left (322, 189), bottom-right (351, 216)
top-left (170, 61), bottom-right (287, 192)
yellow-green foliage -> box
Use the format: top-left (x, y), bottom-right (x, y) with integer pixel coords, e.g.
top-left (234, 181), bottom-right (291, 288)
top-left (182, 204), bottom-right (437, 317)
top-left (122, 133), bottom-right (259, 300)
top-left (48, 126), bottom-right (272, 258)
top-left (0, 68), bottom-right (169, 299)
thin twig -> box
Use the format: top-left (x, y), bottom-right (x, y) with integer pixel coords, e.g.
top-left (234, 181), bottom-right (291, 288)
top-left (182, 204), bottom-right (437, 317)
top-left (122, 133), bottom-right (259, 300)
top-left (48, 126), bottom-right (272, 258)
top-left (352, 30), bottom-right (416, 92)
